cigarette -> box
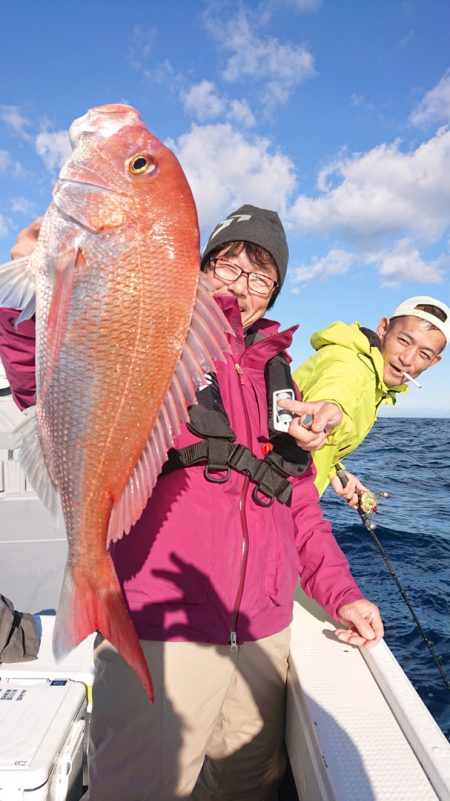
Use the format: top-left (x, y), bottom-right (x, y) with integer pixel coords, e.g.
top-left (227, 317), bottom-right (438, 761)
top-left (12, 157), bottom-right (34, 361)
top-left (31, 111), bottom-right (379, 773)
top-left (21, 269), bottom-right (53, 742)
top-left (400, 370), bottom-right (422, 388)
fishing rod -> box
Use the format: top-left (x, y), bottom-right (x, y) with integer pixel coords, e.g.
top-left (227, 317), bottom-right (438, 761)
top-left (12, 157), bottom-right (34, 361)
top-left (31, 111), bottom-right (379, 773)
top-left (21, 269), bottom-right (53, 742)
top-left (337, 468), bottom-right (450, 694)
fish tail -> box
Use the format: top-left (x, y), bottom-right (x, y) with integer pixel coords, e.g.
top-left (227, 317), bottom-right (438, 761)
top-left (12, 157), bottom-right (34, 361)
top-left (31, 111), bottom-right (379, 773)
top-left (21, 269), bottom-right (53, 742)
top-left (53, 559), bottom-right (154, 702)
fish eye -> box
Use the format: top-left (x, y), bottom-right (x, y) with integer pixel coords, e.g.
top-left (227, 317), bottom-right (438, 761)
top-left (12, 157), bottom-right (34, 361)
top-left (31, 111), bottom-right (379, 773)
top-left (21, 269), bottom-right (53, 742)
top-left (128, 153), bottom-right (157, 175)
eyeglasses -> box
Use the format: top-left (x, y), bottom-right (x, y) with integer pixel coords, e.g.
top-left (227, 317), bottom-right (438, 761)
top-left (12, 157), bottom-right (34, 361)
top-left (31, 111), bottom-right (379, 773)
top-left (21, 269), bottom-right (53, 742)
top-left (209, 258), bottom-right (279, 297)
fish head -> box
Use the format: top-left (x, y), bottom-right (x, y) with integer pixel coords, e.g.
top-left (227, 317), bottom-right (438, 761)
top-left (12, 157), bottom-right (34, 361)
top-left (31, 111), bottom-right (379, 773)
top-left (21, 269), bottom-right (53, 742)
top-left (68, 104), bottom-right (143, 148)
top-left (54, 104), bottom-right (197, 238)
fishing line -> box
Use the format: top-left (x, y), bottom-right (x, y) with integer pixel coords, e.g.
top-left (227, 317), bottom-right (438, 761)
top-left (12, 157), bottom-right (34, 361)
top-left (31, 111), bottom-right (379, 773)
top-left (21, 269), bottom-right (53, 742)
top-left (370, 431), bottom-right (450, 487)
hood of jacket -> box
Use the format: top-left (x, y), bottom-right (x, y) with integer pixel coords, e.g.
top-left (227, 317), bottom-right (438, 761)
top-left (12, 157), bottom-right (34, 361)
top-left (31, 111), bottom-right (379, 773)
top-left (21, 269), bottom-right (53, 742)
top-left (310, 320), bottom-right (407, 405)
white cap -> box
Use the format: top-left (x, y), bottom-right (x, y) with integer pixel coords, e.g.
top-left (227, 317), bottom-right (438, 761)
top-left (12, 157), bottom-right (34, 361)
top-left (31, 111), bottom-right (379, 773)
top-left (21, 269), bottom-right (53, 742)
top-left (390, 296), bottom-right (449, 346)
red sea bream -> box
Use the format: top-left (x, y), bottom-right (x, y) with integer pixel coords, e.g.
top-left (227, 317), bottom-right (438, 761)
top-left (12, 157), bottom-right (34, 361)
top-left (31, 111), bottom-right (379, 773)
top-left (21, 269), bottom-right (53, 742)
top-left (0, 104), bottom-right (230, 701)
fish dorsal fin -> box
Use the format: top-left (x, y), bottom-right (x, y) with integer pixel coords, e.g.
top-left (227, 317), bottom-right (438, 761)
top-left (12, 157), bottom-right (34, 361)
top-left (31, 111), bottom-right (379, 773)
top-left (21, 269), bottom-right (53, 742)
top-left (0, 257), bottom-right (36, 322)
top-left (17, 406), bottom-right (59, 516)
top-left (107, 273), bottom-right (232, 545)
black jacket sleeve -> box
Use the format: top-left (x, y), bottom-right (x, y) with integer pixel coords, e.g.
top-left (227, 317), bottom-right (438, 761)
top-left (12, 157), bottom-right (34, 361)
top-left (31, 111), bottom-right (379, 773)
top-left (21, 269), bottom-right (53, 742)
top-left (0, 594), bottom-right (39, 663)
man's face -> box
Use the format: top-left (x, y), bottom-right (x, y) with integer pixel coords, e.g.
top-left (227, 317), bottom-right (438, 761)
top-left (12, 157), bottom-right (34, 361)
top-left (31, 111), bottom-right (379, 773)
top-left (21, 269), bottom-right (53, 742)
top-left (206, 246), bottom-right (278, 330)
top-left (377, 315), bottom-right (445, 386)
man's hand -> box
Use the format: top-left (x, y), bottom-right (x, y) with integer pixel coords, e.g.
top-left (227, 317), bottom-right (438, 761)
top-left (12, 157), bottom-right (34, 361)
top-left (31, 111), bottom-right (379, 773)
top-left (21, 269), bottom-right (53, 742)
top-left (335, 598), bottom-right (384, 649)
top-left (331, 470), bottom-right (370, 510)
top-left (278, 399), bottom-right (342, 452)
top-left (10, 216), bottom-right (43, 260)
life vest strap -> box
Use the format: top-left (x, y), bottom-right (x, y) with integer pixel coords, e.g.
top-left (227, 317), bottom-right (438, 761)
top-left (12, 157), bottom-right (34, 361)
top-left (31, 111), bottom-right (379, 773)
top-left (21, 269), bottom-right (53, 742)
top-left (161, 439), bottom-right (293, 506)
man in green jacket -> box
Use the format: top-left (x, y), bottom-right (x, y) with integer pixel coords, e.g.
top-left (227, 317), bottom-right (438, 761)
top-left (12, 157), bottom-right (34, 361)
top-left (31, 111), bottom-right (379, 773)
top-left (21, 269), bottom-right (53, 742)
top-left (291, 296), bottom-right (449, 507)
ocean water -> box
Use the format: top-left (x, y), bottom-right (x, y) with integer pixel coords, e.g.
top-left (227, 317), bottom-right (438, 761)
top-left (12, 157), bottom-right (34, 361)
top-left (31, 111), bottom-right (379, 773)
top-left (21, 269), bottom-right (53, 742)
top-left (321, 417), bottom-right (450, 742)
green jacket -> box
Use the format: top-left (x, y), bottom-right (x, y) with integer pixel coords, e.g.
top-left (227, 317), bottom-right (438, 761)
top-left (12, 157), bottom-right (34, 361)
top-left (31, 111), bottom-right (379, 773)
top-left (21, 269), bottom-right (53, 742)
top-left (292, 321), bottom-right (407, 495)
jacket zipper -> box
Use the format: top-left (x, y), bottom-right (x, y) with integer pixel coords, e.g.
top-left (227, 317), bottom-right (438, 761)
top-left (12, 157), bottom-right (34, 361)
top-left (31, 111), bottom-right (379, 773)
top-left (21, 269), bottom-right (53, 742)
top-left (229, 362), bottom-right (252, 651)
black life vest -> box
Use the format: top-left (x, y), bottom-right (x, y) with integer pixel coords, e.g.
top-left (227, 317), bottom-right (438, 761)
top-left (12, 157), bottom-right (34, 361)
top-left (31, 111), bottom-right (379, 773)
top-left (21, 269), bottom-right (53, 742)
top-left (162, 345), bottom-right (310, 508)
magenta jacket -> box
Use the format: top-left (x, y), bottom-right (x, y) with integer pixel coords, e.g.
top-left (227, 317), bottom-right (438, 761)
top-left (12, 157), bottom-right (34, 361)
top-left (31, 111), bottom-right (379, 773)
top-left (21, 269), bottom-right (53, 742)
top-left (0, 299), bottom-right (364, 645)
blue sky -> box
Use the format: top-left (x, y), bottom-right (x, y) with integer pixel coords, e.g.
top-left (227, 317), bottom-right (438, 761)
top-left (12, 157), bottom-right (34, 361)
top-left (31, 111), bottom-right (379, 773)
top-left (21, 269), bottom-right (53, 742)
top-left (1, 0), bottom-right (449, 414)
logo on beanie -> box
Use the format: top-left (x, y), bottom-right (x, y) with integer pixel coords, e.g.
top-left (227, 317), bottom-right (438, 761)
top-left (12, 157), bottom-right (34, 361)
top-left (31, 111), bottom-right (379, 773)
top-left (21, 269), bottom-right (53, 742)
top-left (210, 214), bottom-right (252, 240)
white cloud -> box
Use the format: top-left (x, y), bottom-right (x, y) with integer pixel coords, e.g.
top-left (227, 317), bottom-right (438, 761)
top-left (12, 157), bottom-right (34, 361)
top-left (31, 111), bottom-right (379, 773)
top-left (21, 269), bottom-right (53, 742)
top-left (180, 80), bottom-right (256, 128)
top-left (410, 69), bottom-right (450, 127)
top-left (35, 130), bottom-right (71, 171)
top-left (11, 196), bottom-right (36, 216)
top-left (0, 105), bottom-right (32, 141)
top-left (227, 99), bottom-right (256, 128)
top-left (0, 213), bottom-right (9, 238)
top-left (168, 121), bottom-right (450, 288)
top-left (373, 239), bottom-right (448, 287)
top-left (167, 123), bottom-right (296, 231)
top-left (288, 240), bottom-right (449, 290)
top-left (350, 92), bottom-right (367, 108)
top-left (222, 16), bottom-right (315, 84)
top-left (128, 26), bottom-right (157, 71)
top-left (204, 8), bottom-right (316, 112)
top-left (286, 0), bottom-right (322, 8)
top-left (290, 248), bottom-right (355, 287)
top-left (143, 58), bottom-right (180, 87)
top-left (181, 81), bottom-right (226, 121)
top-left (0, 149), bottom-right (9, 173)
top-left (288, 128), bottom-right (450, 242)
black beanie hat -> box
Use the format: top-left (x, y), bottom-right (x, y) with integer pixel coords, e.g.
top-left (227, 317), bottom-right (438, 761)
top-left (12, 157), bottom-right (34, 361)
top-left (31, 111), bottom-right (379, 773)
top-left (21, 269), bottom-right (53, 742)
top-left (201, 204), bottom-right (289, 288)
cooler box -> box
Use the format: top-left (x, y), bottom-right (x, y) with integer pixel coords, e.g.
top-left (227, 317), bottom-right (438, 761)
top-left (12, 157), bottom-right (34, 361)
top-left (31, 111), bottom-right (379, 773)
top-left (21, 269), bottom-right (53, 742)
top-left (0, 678), bottom-right (86, 801)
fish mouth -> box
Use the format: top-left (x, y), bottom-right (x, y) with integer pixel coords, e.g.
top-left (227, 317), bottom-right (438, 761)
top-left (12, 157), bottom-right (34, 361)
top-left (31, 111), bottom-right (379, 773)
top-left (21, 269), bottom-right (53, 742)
top-left (59, 178), bottom-right (113, 192)
top-left (56, 176), bottom-right (116, 196)
top-left (69, 104), bottom-right (141, 149)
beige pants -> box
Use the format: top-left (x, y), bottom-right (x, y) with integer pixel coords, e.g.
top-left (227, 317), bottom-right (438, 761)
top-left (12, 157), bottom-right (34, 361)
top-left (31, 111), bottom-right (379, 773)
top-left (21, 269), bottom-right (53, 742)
top-left (83, 628), bottom-right (290, 801)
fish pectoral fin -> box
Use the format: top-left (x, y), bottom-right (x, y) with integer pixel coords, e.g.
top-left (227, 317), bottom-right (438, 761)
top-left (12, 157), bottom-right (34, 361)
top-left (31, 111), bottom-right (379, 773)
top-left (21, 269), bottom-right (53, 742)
top-left (0, 257), bottom-right (36, 322)
top-left (107, 272), bottom-right (232, 545)
top-left (18, 407), bottom-right (59, 515)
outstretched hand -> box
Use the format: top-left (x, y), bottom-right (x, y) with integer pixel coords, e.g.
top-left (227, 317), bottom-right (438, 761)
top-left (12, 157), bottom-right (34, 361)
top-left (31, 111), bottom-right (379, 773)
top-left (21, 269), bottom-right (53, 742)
top-left (278, 399), bottom-right (343, 452)
top-left (10, 216), bottom-right (43, 260)
top-left (335, 598), bottom-right (384, 649)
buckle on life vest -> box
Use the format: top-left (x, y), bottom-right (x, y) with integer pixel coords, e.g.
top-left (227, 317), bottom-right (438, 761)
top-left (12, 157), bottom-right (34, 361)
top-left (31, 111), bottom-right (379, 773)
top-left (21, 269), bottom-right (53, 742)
top-left (204, 464), bottom-right (231, 483)
top-left (252, 485), bottom-right (275, 507)
top-left (162, 439), bottom-right (294, 506)
top-left (204, 438), bottom-right (232, 483)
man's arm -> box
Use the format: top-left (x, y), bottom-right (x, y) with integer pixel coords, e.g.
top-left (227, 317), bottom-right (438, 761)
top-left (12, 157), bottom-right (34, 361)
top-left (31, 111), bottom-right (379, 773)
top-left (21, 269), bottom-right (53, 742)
top-left (335, 599), bottom-right (384, 648)
top-left (0, 310), bottom-right (36, 409)
top-left (278, 397), bottom-right (343, 452)
top-left (0, 218), bottom-right (41, 409)
top-left (10, 216), bottom-right (43, 260)
top-left (291, 465), bottom-right (383, 647)
top-left (330, 469), bottom-right (371, 509)
top-left (292, 349), bottom-right (369, 494)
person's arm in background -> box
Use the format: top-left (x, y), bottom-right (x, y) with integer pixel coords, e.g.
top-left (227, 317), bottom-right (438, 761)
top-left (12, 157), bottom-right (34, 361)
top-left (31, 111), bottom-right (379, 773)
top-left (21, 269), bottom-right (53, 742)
top-left (292, 348), bottom-right (370, 498)
top-left (0, 218), bottom-right (41, 410)
top-left (329, 468), bottom-right (370, 509)
top-left (0, 311), bottom-right (36, 409)
top-left (275, 371), bottom-right (369, 505)
top-left (281, 397), bottom-right (343, 452)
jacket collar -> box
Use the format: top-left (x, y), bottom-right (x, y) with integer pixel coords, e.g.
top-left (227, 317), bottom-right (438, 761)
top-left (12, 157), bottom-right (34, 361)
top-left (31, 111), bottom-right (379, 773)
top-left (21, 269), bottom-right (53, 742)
top-left (214, 295), bottom-right (297, 365)
top-left (356, 326), bottom-right (407, 402)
